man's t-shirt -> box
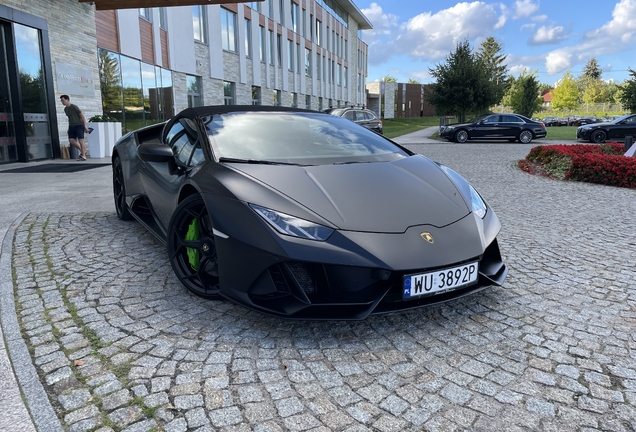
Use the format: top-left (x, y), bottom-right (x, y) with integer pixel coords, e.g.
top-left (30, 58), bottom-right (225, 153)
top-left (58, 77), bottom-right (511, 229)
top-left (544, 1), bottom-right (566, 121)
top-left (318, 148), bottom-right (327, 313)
top-left (64, 104), bottom-right (83, 127)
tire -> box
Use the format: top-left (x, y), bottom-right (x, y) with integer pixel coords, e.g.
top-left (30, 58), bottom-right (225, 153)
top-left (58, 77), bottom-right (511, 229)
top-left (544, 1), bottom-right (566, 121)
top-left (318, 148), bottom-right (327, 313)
top-left (518, 130), bottom-right (533, 144)
top-left (113, 157), bottom-right (133, 220)
top-left (591, 130), bottom-right (607, 143)
top-left (455, 130), bottom-right (468, 143)
top-left (167, 194), bottom-right (221, 299)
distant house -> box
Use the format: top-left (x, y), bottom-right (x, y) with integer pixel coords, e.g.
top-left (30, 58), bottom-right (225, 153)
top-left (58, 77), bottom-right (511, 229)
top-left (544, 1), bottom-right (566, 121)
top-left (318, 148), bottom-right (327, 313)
top-left (366, 82), bottom-right (438, 119)
top-left (542, 90), bottom-right (554, 108)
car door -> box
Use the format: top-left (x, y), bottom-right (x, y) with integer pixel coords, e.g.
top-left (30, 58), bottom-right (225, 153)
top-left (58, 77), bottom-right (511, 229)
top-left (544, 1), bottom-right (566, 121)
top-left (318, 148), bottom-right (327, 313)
top-left (472, 115), bottom-right (501, 138)
top-left (609, 115), bottom-right (636, 139)
top-left (140, 117), bottom-right (206, 233)
top-left (500, 115), bottom-right (523, 138)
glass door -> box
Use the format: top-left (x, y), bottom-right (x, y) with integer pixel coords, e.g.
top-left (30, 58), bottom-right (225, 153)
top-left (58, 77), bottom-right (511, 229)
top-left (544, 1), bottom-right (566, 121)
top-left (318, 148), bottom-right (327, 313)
top-left (13, 22), bottom-right (52, 160)
top-left (0, 24), bottom-right (17, 162)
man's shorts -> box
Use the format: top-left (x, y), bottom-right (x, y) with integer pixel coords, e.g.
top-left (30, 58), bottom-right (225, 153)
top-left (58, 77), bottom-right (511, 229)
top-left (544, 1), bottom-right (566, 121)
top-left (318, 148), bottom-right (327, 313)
top-left (68, 124), bottom-right (85, 140)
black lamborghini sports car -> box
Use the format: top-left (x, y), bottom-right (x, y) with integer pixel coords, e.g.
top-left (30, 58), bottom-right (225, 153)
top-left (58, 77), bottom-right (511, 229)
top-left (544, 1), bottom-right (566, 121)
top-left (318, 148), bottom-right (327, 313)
top-left (112, 105), bottom-right (508, 319)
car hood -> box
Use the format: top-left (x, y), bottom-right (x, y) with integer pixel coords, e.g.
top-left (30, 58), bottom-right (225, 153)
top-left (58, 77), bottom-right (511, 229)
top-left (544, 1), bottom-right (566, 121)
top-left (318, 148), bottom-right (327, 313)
top-left (225, 155), bottom-right (471, 233)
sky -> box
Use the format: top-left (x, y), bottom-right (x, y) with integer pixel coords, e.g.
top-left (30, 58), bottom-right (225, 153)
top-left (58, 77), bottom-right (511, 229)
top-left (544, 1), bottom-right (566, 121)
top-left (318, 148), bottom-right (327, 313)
top-left (357, 0), bottom-right (636, 86)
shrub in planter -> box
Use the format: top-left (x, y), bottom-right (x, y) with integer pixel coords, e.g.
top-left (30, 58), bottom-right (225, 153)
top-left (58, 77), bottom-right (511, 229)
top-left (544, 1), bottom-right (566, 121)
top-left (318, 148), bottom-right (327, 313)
top-left (519, 143), bottom-right (636, 188)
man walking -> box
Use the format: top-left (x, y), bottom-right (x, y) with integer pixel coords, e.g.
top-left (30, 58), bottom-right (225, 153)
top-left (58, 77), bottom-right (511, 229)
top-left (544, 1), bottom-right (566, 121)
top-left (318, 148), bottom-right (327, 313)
top-left (60, 95), bottom-right (89, 161)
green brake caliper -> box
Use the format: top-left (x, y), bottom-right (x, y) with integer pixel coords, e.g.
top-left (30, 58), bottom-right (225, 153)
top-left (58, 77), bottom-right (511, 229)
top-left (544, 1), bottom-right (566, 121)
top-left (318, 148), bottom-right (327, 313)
top-left (185, 218), bottom-right (200, 271)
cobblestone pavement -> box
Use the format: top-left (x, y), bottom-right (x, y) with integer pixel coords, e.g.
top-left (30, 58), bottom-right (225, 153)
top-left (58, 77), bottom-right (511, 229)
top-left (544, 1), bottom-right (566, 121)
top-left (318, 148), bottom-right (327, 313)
top-left (10, 143), bottom-right (636, 432)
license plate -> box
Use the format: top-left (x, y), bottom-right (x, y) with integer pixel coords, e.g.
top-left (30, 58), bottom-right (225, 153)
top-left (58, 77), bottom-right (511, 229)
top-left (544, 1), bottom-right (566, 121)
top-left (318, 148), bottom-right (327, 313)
top-left (403, 262), bottom-right (478, 299)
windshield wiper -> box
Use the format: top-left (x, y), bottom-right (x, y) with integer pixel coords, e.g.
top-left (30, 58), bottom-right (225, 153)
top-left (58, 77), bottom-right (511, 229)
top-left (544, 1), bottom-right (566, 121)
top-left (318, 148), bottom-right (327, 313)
top-left (331, 160), bottom-right (373, 165)
top-left (218, 157), bottom-right (309, 166)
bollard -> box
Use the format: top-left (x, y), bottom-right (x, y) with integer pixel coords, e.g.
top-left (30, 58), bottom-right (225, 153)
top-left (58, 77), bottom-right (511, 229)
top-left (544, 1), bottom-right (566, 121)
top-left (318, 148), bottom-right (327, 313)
top-left (625, 135), bottom-right (633, 152)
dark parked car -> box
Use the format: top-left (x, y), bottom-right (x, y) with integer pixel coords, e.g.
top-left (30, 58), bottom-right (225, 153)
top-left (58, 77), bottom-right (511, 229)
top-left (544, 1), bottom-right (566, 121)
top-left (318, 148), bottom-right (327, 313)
top-left (541, 116), bottom-right (560, 127)
top-left (559, 116), bottom-right (580, 126)
top-left (327, 106), bottom-right (383, 134)
top-left (112, 105), bottom-right (507, 319)
top-left (578, 115), bottom-right (599, 125)
top-left (440, 113), bottom-right (547, 143)
top-left (576, 113), bottom-right (636, 143)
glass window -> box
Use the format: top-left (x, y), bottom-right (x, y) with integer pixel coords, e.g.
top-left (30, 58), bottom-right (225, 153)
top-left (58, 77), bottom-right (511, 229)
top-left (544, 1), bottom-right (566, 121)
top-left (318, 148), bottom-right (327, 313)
top-left (502, 115), bottom-right (521, 122)
top-left (343, 111), bottom-right (355, 120)
top-left (291, 2), bottom-right (298, 33)
top-left (288, 39), bottom-right (294, 70)
top-left (121, 55), bottom-right (144, 132)
top-left (305, 48), bottom-right (311, 76)
top-left (98, 48), bottom-right (123, 125)
top-left (316, 53), bottom-right (321, 79)
top-left (244, 18), bottom-right (251, 57)
top-left (187, 75), bottom-right (202, 108)
top-left (221, 8), bottom-right (236, 51)
top-left (482, 115), bottom-right (500, 124)
top-left (139, 8), bottom-right (151, 20)
top-left (141, 62), bottom-right (161, 125)
top-left (277, 34), bottom-right (282, 67)
top-left (297, 43), bottom-right (301, 73)
top-left (318, 97), bottom-right (323, 111)
top-left (337, 63), bottom-right (341, 85)
top-left (305, 95), bottom-right (311, 109)
top-left (265, 0), bottom-right (273, 18)
top-left (159, 8), bottom-right (167, 29)
top-left (202, 112), bottom-right (409, 165)
top-left (315, 19), bottom-right (321, 46)
top-left (223, 81), bottom-right (235, 105)
top-left (310, 14), bottom-right (314, 41)
top-left (193, 5), bottom-right (207, 43)
top-left (291, 93), bottom-right (298, 107)
top-left (344, 66), bottom-right (348, 87)
top-left (274, 90), bottom-right (282, 106)
top-left (161, 68), bottom-right (174, 119)
top-left (252, 86), bottom-right (261, 105)
top-left (259, 26), bottom-right (266, 62)
top-left (166, 118), bottom-right (201, 166)
top-left (268, 30), bottom-right (275, 65)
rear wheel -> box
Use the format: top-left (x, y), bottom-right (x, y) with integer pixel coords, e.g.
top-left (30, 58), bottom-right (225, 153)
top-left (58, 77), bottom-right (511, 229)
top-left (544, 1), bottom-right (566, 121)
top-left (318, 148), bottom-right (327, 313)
top-left (167, 195), bottom-right (221, 299)
top-left (591, 130), bottom-right (607, 143)
top-left (518, 130), bottom-right (533, 144)
top-left (113, 156), bottom-right (132, 220)
top-left (455, 130), bottom-right (468, 143)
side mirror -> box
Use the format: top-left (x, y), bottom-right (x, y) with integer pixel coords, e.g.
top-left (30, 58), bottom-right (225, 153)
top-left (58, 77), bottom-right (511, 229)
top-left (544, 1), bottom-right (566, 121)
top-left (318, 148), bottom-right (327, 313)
top-left (138, 144), bottom-right (174, 163)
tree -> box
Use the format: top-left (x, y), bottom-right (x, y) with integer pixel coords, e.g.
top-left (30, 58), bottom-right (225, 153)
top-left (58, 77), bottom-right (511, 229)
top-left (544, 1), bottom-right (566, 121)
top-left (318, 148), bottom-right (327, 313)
top-left (504, 69), bottom-right (542, 118)
top-left (551, 71), bottom-right (579, 111)
top-left (407, 78), bottom-right (420, 84)
top-left (538, 83), bottom-right (552, 94)
top-left (379, 74), bottom-right (397, 82)
top-left (619, 68), bottom-right (636, 112)
top-left (475, 36), bottom-right (509, 106)
top-left (425, 39), bottom-right (491, 122)
top-left (582, 79), bottom-right (609, 104)
top-left (582, 58), bottom-right (602, 80)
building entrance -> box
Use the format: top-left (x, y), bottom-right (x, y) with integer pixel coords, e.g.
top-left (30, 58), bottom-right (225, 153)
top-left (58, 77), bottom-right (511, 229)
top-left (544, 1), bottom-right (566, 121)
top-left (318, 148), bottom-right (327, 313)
top-left (0, 19), bottom-right (54, 163)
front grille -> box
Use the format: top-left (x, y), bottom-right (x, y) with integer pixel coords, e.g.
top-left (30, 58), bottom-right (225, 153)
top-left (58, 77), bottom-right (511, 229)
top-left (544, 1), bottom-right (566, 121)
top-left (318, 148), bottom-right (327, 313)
top-left (286, 262), bottom-right (317, 295)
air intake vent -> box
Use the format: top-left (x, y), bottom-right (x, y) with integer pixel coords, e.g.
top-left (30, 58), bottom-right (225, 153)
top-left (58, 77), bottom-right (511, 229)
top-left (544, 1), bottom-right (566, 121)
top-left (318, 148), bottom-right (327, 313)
top-left (286, 262), bottom-right (316, 295)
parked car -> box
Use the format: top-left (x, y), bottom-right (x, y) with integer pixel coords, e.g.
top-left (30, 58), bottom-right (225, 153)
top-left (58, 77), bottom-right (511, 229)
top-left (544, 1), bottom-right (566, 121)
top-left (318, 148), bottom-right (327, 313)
top-left (327, 106), bottom-right (383, 134)
top-left (576, 113), bottom-right (636, 143)
top-left (578, 115), bottom-right (599, 125)
top-left (111, 105), bottom-right (508, 319)
top-left (440, 113), bottom-right (547, 143)
top-left (559, 116), bottom-right (580, 126)
top-left (541, 116), bottom-right (560, 127)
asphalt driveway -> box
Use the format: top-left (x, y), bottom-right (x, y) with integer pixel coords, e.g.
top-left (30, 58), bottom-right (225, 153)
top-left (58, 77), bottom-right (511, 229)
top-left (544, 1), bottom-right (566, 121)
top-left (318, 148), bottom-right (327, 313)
top-left (2, 140), bottom-right (636, 432)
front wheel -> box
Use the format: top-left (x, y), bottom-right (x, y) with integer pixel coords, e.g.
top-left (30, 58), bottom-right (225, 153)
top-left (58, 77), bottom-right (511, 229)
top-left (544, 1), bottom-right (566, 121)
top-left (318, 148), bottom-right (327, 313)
top-left (518, 130), bottom-right (533, 144)
top-left (455, 130), bottom-right (468, 143)
top-left (167, 195), bottom-right (221, 299)
top-left (591, 130), bottom-right (607, 143)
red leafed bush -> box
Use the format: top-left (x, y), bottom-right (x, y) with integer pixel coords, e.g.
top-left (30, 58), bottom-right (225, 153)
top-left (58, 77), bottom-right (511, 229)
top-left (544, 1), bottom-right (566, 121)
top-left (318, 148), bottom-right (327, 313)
top-left (519, 142), bottom-right (636, 188)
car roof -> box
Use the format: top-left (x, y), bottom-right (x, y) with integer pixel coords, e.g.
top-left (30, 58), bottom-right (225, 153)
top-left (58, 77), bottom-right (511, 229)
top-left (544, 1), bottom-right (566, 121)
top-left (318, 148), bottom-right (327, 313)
top-left (184, 105), bottom-right (317, 117)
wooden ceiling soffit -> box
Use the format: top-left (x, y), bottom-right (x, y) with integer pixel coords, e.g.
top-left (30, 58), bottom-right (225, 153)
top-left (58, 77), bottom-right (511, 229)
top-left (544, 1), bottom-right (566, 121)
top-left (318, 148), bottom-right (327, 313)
top-left (79, 0), bottom-right (261, 11)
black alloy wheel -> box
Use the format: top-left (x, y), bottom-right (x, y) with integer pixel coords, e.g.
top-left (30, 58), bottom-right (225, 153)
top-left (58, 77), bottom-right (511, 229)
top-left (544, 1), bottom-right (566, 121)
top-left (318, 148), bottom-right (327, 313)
top-left (167, 194), bottom-right (221, 299)
top-left (591, 130), bottom-right (607, 143)
top-left (518, 130), bottom-right (533, 144)
top-left (113, 157), bottom-right (132, 220)
top-left (455, 130), bottom-right (469, 143)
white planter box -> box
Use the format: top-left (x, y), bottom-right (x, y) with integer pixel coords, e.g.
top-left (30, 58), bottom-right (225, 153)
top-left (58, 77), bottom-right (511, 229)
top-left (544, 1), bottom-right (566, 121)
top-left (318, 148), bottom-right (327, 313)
top-left (87, 122), bottom-right (122, 158)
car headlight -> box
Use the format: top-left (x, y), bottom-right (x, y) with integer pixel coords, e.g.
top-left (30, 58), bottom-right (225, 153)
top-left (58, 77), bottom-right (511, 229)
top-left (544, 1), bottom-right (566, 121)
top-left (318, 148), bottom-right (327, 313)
top-left (250, 204), bottom-right (334, 241)
top-left (438, 164), bottom-right (488, 218)
top-left (469, 185), bottom-right (487, 218)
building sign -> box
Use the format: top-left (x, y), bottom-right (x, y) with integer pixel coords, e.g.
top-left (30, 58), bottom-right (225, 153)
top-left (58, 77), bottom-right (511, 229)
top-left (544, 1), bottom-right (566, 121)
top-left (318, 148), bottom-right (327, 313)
top-left (55, 63), bottom-right (95, 97)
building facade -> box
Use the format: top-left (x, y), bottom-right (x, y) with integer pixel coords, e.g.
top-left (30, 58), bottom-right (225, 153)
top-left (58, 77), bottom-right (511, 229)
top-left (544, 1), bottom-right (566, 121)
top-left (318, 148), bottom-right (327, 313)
top-left (366, 82), bottom-right (438, 119)
top-left (0, 0), bottom-right (371, 164)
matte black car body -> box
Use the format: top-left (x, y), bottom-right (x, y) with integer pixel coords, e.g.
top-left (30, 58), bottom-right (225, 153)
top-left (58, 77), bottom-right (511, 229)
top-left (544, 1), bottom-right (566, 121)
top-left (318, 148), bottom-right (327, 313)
top-left (111, 105), bottom-right (507, 320)
top-left (327, 106), bottom-right (383, 134)
top-left (440, 113), bottom-right (547, 143)
top-left (576, 114), bottom-right (636, 143)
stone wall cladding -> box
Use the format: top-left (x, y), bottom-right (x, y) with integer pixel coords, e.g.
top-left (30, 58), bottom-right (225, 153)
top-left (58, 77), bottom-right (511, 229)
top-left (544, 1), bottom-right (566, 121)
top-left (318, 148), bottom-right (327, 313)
top-left (3, 0), bottom-right (102, 146)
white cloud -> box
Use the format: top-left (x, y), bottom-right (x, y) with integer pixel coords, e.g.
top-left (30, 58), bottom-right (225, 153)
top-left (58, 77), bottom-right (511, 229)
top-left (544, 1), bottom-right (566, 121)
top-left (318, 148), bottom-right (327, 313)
top-left (541, 0), bottom-right (636, 75)
top-left (509, 64), bottom-right (530, 74)
top-left (520, 23), bottom-right (536, 31)
top-left (545, 50), bottom-right (573, 74)
top-left (530, 25), bottom-right (569, 45)
top-left (360, 2), bottom-right (399, 45)
top-left (513, 0), bottom-right (540, 19)
top-left (532, 14), bottom-right (548, 22)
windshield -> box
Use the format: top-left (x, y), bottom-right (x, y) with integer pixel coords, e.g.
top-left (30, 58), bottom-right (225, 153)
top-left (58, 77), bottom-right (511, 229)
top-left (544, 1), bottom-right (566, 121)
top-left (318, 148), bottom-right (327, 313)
top-left (611, 114), bottom-right (633, 124)
top-left (201, 111), bottom-right (409, 165)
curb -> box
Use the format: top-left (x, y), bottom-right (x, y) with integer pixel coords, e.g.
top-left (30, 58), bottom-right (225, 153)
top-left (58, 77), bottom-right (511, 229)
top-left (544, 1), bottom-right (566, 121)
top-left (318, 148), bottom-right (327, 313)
top-left (0, 213), bottom-right (64, 432)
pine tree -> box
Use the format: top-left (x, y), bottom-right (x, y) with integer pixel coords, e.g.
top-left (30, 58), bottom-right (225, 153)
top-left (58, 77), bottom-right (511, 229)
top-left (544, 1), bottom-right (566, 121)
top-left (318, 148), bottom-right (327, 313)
top-left (475, 36), bottom-right (509, 106)
top-left (620, 68), bottom-right (636, 113)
